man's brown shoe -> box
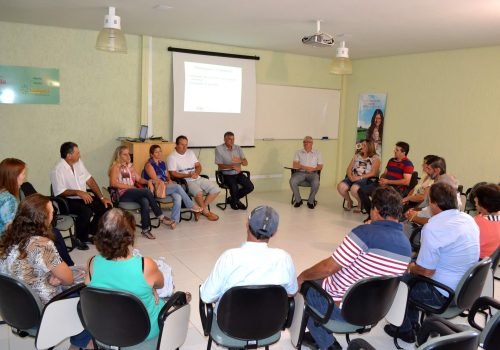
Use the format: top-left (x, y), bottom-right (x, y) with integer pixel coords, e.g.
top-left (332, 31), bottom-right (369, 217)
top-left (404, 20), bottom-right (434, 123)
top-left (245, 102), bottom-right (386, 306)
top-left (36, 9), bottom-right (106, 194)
top-left (203, 211), bottom-right (219, 221)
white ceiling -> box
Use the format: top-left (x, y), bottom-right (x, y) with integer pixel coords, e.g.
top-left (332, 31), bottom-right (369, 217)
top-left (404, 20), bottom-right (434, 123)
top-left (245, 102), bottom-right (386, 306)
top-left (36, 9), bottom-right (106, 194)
top-left (1, 0), bottom-right (500, 59)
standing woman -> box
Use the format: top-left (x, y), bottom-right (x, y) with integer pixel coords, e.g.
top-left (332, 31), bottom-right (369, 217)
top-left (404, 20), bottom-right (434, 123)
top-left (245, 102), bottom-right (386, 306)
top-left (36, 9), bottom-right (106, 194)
top-left (0, 158), bottom-right (26, 234)
top-left (109, 146), bottom-right (174, 239)
top-left (144, 145), bottom-right (202, 225)
top-left (337, 140), bottom-right (380, 212)
top-left (366, 109), bottom-right (384, 155)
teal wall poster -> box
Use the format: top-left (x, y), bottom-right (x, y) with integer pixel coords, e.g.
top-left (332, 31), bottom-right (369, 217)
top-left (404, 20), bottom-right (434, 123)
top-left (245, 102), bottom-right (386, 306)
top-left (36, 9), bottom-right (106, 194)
top-left (356, 93), bottom-right (387, 156)
top-left (0, 65), bottom-right (60, 104)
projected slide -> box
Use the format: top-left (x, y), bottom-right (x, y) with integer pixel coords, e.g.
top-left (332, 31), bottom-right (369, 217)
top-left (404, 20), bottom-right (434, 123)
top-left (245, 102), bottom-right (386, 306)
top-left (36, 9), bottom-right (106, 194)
top-left (184, 62), bottom-right (242, 113)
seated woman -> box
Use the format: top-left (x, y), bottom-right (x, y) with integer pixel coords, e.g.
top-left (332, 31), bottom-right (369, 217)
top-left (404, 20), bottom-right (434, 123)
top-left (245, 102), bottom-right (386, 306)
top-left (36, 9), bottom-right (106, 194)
top-left (144, 145), bottom-right (202, 225)
top-left (0, 194), bottom-right (91, 349)
top-left (109, 146), bottom-right (175, 238)
top-left (336, 139), bottom-right (380, 212)
top-left (473, 183), bottom-right (500, 259)
top-left (0, 158), bottom-right (74, 266)
top-left (401, 155), bottom-right (438, 213)
top-left (86, 209), bottom-right (165, 350)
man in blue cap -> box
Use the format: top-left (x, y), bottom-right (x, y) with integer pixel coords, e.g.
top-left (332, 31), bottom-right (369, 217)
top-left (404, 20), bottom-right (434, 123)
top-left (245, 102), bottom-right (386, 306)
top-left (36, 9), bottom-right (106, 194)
top-left (200, 205), bottom-right (298, 304)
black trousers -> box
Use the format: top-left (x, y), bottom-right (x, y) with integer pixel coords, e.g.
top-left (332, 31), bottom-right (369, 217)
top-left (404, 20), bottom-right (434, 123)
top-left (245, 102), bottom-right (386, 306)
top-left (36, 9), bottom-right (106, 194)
top-left (52, 228), bottom-right (74, 266)
top-left (65, 197), bottom-right (109, 242)
top-left (222, 173), bottom-right (254, 205)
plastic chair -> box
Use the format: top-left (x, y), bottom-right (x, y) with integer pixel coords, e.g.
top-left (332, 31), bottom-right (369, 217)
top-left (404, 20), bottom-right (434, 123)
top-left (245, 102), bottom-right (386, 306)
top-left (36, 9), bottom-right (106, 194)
top-left (0, 272), bottom-right (85, 349)
top-left (79, 287), bottom-right (190, 350)
top-left (215, 170), bottom-right (251, 210)
top-left (407, 257), bottom-right (492, 325)
top-left (290, 275), bottom-right (400, 348)
top-left (107, 186), bottom-right (160, 229)
top-left (199, 285), bottom-right (294, 349)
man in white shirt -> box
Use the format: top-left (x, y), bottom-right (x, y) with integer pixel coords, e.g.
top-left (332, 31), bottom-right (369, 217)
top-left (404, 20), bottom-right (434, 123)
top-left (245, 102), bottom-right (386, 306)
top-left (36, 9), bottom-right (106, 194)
top-left (290, 136), bottom-right (323, 209)
top-left (200, 205), bottom-right (298, 304)
top-left (167, 135), bottom-right (220, 221)
top-left (50, 142), bottom-right (112, 250)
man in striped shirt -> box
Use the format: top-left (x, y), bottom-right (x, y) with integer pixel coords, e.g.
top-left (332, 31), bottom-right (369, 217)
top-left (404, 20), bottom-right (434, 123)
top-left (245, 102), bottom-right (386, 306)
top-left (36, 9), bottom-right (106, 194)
top-left (298, 187), bottom-right (411, 350)
top-left (358, 141), bottom-right (414, 222)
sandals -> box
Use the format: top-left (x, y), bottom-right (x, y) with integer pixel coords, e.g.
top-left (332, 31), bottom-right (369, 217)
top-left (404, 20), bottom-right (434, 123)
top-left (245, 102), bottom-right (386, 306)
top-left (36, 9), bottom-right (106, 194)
top-left (141, 230), bottom-right (156, 240)
top-left (162, 217), bottom-right (177, 230)
top-left (190, 205), bottom-right (203, 213)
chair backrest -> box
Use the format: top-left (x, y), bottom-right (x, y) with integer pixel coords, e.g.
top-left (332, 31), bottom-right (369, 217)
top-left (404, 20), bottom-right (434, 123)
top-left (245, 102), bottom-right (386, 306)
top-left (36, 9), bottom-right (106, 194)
top-left (418, 330), bottom-right (480, 350)
top-left (455, 258), bottom-right (492, 310)
top-left (289, 292), bottom-right (305, 348)
top-left (385, 280), bottom-right (409, 327)
top-left (0, 272), bottom-right (43, 331)
top-left (216, 285), bottom-right (289, 340)
top-left (481, 309), bottom-right (500, 350)
top-left (158, 303), bottom-right (191, 350)
top-left (341, 275), bottom-right (400, 327)
top-left (215, 170), bottom-right (226, 187)
top-left (79, 287), bottom-right (151, 348)
top-left (36, 297), bottom-right (84, 349)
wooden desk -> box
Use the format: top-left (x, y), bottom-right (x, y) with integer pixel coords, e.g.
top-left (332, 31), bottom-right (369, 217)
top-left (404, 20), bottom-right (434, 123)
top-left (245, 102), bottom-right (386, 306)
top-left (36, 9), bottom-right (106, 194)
top-left (121, 141), bottom-right (175, 174)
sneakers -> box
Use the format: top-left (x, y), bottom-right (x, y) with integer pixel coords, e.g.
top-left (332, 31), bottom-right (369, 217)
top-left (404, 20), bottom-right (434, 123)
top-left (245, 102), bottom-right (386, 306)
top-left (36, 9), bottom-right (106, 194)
top-left (383, 324), bottom-right (416, 343)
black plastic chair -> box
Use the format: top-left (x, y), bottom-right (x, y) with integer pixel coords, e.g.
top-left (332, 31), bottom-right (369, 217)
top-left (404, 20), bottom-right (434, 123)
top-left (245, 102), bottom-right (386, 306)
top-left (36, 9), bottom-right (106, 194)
top-left (289, 168), bottom-right (321, 205)
top-left (0, 272), bottom-right (85, 349)
top-left (414, 296), bottom-right (499, 350)
top-left (79, 287), bottom-right (191, 349)
top-left (346, 329), bottom-right (480, 350)
top-left (401, 171), bottom-right (420, 197)
top-left (290, 275), bottom-right (400, 348)
top-left (21, 182), bottom-right (76, 252)
top-left (215, 170), bottom-right (251, 210)
top-left (408, 257), bottom-right (492, 325)
top-left (199, 285), bottom-right (294, 349)
top-left (107, 186), bottom-right (160, 229)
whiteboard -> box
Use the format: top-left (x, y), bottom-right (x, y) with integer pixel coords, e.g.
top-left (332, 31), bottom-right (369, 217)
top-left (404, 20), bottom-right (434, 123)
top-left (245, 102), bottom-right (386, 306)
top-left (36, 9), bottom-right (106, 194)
top-left (256, 84), bottom-right (340, 139)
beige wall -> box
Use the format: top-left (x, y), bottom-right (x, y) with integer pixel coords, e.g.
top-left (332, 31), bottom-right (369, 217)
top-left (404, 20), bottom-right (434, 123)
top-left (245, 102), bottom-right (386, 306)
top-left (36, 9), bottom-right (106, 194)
top-left (1, 21), bottom-right (498, 195)
top-left (0, 22), bottom-right (341, 193)
top-left (340, 46), bottom-right (500, 189)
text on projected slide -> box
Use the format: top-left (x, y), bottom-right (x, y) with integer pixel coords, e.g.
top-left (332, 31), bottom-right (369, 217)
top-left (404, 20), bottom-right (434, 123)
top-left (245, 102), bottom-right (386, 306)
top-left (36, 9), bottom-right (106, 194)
top-left (184, 61), bottom-right (242, 113)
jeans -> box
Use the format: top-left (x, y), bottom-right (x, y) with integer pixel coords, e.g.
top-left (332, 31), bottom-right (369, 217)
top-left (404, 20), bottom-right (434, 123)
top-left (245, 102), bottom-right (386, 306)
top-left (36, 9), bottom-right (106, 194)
top-left (305, 288), bottom-right (344, 349)
top-left (166, 184), bottom-right (194, 223)
top-left (120, 189), bottom-right (163, 230)
top-left (222, 173), bottom-right (254, 205)
top-left (290, 172), bottom-right (320, 204)
top-left (399, 273), bottom-right (447, 332)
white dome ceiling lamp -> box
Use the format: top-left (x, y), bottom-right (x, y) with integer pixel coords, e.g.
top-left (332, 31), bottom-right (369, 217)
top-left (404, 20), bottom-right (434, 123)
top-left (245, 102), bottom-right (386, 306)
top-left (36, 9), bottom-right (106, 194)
top-left (96, 6), bottom-right (127, 53)
top-left (330, 40), bottom-right (352, 75)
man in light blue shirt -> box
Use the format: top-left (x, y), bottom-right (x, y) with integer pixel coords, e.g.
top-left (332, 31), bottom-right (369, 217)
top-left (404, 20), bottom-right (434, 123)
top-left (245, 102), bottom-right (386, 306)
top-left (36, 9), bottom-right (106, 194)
top-left (385, 182), bottom-right (479, 343)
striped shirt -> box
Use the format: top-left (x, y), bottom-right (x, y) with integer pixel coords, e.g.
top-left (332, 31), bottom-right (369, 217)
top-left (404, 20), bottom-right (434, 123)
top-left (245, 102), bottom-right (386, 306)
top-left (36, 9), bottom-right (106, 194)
top-left (322, 220), bottom-right (411, 302)
top-left (384, 157), bottom-right (414, 192)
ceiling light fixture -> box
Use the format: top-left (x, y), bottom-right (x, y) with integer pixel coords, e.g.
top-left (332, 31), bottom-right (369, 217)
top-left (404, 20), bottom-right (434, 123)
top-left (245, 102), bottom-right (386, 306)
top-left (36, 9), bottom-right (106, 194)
top-left (96, 7), bottom-right (127, 53)
top-left (330, 41), bottom-right (352, 75)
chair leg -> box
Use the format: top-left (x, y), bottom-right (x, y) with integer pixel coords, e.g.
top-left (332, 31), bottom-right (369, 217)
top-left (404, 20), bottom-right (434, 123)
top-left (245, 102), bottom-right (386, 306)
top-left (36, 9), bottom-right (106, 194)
top-left (207, 337), bottom-right (213, 350)
top-left (346, 333), bottom-right (351, 344)
top-left (216, 189), bottom-right (229, 210)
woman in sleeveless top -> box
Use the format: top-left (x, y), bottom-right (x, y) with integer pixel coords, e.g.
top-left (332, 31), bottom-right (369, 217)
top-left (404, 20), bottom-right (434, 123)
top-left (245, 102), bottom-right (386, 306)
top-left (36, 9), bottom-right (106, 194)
top-left (144, 144), bottom-right (202, 224)
top-left (86, 209), bottom-right (165, 349)
top-left (109, 146), bottom-right (174, 239)
top-left (0, 194), bottom-right (92, 349)
top-left (337, 140), bottom-right (380, 212)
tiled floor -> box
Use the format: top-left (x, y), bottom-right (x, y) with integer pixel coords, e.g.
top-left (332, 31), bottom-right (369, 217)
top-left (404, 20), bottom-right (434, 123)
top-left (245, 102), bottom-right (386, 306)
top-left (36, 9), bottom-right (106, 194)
top-left (1, 188), bottom-right (498, 349)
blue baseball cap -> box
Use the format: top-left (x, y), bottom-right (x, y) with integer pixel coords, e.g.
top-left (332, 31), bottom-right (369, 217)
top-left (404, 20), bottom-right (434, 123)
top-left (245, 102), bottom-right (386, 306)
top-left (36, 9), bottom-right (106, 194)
top-left (248, 205), bottom-right (279, 237)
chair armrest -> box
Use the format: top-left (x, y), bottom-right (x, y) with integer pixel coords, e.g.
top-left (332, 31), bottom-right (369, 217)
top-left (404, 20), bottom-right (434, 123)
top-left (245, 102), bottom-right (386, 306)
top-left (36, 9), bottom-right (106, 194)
top-left (215, 171), bottom-right (224, 186)
top-left (158, 291), bottom-right (188, 325)
top-left (283, 296), bottom-right (295, 329)
top-left (50, 196), bottom-right (71, 215)
top-left (200, 174), bottom-right (209, 180)
top-left (300, 280), bottom-right (336, 325)
top-left (241, 170), bottom-right (250, 179)
top-left (198, 287), bottom-right (213, 336)
top-left (407, 275), bottom-right (455, 315)
top-left (49, 283), bottom-right (86, 303)
top-left (468, 296), bottom-right (500, 331)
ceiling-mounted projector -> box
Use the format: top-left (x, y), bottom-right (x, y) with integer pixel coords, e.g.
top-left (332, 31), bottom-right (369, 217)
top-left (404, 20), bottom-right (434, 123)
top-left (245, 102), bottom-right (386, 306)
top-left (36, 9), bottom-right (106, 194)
top-left (302, 20), bottom-right (335, 47)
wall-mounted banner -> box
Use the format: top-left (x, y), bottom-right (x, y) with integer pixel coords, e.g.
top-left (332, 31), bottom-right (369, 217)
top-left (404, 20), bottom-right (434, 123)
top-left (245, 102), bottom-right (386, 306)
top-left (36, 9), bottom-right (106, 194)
top-left (356, 93), bottom-right (387, 156)
top-left (0, 65), bottom-right (60, 104)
